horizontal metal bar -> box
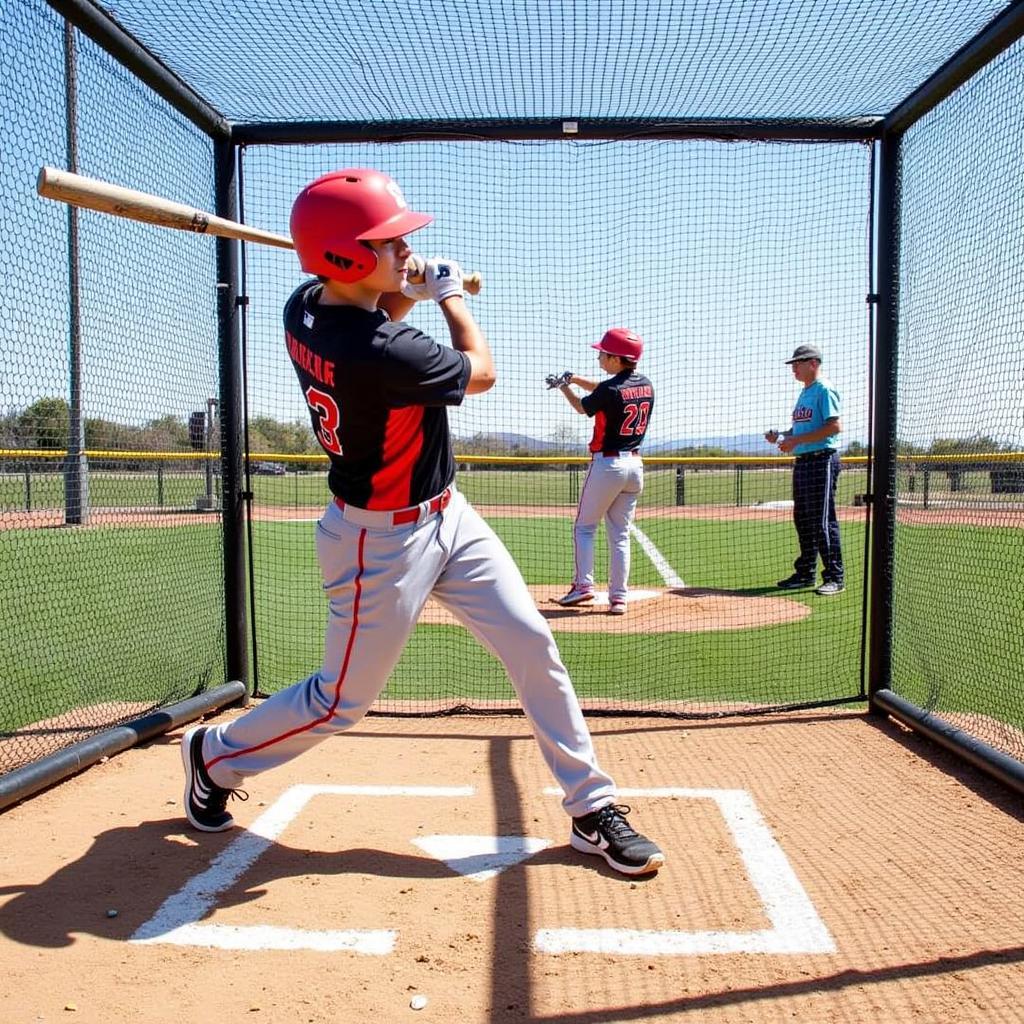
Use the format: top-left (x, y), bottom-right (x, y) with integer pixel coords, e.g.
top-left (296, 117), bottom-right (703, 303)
top-left (0, 681), bottom-right (247, 812)
top-left (45, 0), bottom-right (229, 139)
top-left (885, 0), bottom-right (1024, 133)
top-left (235, 117), bottom-right (882, 146)
top-left (871, 689), bottom-right (1024, 797)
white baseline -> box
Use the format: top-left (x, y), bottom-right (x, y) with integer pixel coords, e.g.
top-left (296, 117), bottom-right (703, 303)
top-left (629, 523), bottom-right (685, 589)
top-left (537, 786), bottom-right (835, 956)
top-left (132, 784), bottom-right (474, 953)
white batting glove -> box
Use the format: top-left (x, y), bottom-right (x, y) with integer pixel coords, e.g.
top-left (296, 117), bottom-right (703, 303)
top-left (424, 257), bottom-right (464, 304)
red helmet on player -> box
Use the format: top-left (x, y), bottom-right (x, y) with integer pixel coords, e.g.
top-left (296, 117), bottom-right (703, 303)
top-left (289, 168), bottom-right (433, 283)
top-left (592, 327), bottom-right (644, 361)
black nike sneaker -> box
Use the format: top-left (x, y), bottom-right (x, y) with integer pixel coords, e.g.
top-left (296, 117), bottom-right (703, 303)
top-left (570, 804), bottom-right (665, 876)
top-left (181, 726), bottom-right (246, 832)
top-left (776, 574), bottom-right (815, 590)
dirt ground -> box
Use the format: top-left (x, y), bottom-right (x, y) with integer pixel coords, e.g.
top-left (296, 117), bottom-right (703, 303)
top-left (1, 708), bottom-right (1022, 1024)
top-left (420, 585), bottom-right (810, 633)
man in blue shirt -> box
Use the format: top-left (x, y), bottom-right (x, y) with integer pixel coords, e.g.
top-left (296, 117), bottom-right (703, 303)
top-left (765, 344), bottom-right (845, 596)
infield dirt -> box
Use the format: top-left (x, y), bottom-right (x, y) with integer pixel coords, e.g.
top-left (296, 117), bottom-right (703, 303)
top-left (1, 708), bottom-right (1021, 1023)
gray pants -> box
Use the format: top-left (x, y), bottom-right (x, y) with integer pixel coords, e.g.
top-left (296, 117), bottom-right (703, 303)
top-left (202, 486), bottom-right (616, 818)
top-left (572, 454), bottom-right (644, 602)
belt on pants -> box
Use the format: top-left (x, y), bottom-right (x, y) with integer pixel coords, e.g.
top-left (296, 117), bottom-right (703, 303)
top-left (595, 450), bottom-right (640, 458)
top-left (333, 486), bottom-right (452, 528)
top-left (795, 449), bottom-right (836, 461)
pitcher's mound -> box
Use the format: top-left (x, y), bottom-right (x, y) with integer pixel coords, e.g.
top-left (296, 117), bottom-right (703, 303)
top-left (419, 585), bottom-right (811, 633)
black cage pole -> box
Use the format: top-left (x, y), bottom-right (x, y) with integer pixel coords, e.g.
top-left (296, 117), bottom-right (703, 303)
top-left (62, 22), bottom-right (88, 525)
top-left (867, 129), bottom-right (902, 709)
top-left (45, 0), bottom-right (228, 140)
top-left (214, 138), bottom-right (249, 696)
top-left (885, 0), bottom-right (1024, 134)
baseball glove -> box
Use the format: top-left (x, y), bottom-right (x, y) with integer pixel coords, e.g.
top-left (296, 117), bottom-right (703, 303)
top-left (545, 371), bottom-right (573, 390)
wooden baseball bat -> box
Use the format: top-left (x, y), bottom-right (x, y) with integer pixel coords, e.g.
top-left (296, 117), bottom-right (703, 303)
top-left (36, 166), bottom-right (483, 293)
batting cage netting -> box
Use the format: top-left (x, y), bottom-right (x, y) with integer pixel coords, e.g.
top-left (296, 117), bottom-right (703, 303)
top-left (888, 36), bottom-right (1024, 763)
top-left (1, 0), bottom-right (1022, 789)
top-left (239, 140), bottom-right (872, 716)
top-left (1, 0), bottom-right (227, 774)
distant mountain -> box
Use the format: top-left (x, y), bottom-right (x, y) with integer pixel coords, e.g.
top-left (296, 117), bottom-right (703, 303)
top-left (455, 432), bottom-right (568, 452)
top-left (455, 431), bottom-right (866, 455)
top-left (645, 433), bottom-right (771, 454)
top-left (455, 431), bottom-right (773, 454)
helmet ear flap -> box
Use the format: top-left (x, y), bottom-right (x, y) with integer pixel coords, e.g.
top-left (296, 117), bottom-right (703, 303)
top-left (320, 239), bottom-right (378, 283)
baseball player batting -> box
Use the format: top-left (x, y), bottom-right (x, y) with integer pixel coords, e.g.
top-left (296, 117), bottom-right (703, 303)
top-left (547, 328), bottom-right (653, 614)
top-left (179, 169), bottom-right (664, 876)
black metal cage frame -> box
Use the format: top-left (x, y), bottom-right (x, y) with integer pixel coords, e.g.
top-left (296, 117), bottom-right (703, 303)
top-left (5, 0), bottom-right (1022, 808)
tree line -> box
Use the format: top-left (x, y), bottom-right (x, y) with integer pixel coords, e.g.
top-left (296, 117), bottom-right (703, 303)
top-left (1, 398), bottom-right (1016, 467)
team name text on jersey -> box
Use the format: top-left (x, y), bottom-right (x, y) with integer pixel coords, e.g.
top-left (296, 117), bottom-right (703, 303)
top-left (287, 332), bottom-right (335, 387)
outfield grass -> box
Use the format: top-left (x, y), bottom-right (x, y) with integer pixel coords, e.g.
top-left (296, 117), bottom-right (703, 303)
top-left (0, 524), bottom-right (225, 732)
top-left (248, 514), bottom-right (867, 710)
top-left (2, 506), bottom-right (1021, 735)
top-left (892, 524), bottom-right (1024, 726)
top-left (2, 463), bottom-right (873, 511)
top-left (6, 463), bottom-right (1020, 513)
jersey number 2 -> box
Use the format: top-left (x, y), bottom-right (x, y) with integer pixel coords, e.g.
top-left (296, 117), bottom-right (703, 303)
top-left (621, 400), bottom-right (651, 436)
top-left (305, 385), bottom-right (342, 455)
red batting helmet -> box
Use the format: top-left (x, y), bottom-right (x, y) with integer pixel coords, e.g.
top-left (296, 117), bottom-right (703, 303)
top-left (592, 327), bottom-right (644, 361)
top-left (289, 168), bottom-right (433, 283)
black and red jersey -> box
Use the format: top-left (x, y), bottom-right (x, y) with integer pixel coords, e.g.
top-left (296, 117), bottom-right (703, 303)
top-left (580, 370), bottom-right (655, 453)
top-left (283, 280), bottom-right (470, 508)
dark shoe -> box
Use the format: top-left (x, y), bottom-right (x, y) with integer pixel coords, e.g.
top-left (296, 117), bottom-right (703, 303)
top-left (776, 575), bottom-right (814, 590)
top-left (555, 586), bottom-right (596, 607)
top-left (815, 581), bottom-right (846, 596)
top-left (181, 726), bottom-right (246, 832)
top-left (570, 804), bottom-right (665, 876)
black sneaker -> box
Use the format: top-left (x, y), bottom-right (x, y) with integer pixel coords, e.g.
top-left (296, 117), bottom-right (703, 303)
top-left (776, 575), bottom-right (815, 590)
top-left (181, 726), bottom-right (246, 832)
top-left (570, 804), bottom-right (665, 876)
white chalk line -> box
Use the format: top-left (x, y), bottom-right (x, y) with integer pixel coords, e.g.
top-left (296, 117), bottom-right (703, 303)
top-left (537, 786), bottom-right (835, 956)
top-left (629, 522), bottom-right (686, 589)
top-left (131, 784), bottom-right (473, 953)
top-left (135, 783), bottom-right (833, 957)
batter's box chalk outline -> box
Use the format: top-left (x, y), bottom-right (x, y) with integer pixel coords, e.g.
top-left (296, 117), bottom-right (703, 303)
top-left (131, 783), bottom-right (475, 953)
top-left (536, 786), bottom-right (836, 956)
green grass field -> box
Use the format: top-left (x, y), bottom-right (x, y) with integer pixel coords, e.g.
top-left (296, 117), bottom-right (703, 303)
top-left (4, 462), bottom-right (1019, 513)
top-left (3, 463), bottom-right (875, 511)
top-left (0, 524), bottom-right (226, 732)
top-left (2, 492), bottom-right (1022, 737)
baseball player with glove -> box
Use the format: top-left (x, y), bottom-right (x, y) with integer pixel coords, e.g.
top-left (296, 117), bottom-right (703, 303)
top-left (548, 328), bottom-right (653, 615)
top-left (179, 169), bottom-right (664, 877)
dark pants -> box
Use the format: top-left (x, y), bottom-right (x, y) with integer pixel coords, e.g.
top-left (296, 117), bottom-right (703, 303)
top-left (792, 450), bottom-right (844, 584)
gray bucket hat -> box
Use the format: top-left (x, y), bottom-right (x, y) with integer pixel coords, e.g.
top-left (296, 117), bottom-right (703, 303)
top-left (785, 344), bottom-right (822, 363)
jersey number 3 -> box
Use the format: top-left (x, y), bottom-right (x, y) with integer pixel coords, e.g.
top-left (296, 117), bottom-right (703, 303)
top-left (621, 400), bottom-right (651, 436)
top-left (305, 385), bottom-right (343, 455)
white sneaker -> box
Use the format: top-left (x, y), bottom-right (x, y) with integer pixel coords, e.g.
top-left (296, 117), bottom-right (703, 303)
top-left (608, 601), bottom-right (627, 616)
top-left (555, 586), bottom-right (595, 607)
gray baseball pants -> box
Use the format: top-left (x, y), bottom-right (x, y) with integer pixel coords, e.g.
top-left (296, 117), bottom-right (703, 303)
top-left (201, 486), bottom-right (616, 818)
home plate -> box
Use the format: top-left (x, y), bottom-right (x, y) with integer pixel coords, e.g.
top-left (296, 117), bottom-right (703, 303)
top-left (412, 835), bottom-right (553, 881)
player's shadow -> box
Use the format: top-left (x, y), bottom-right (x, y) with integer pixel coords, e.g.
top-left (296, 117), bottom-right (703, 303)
top-left (0, 816), bottom-right (462, 949)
